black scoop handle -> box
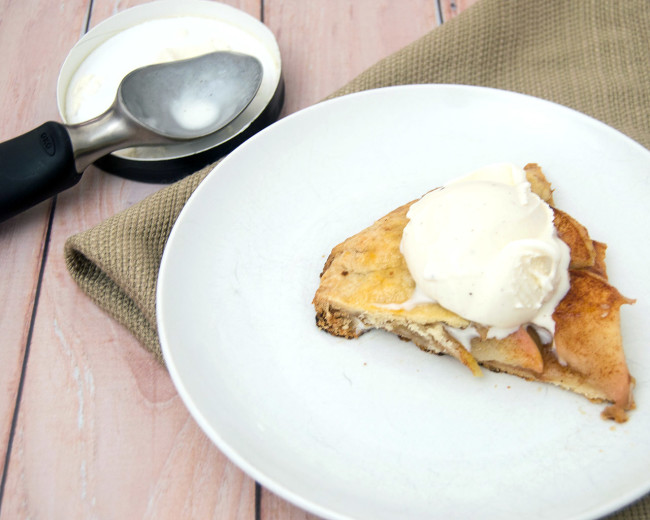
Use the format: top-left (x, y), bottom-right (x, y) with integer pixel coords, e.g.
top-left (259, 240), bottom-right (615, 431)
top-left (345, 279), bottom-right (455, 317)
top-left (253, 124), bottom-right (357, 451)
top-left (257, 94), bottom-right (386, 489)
top-left (0, 121), bottom-right (82, 223)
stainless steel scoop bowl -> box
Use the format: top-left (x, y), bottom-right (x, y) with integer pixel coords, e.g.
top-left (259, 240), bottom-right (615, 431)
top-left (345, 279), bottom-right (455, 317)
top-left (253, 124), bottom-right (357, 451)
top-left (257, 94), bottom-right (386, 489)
top-left (0, 51), bottom-right (263, 222)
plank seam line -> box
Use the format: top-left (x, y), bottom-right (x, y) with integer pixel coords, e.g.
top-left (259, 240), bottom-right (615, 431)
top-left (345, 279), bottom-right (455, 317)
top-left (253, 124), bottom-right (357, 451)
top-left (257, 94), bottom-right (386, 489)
top-left (255, 482), bottom-right (262, 520)
top-left (435, 0), bottom-right (444, 25)
top-left (0, 197), bottom-right (58, 513)
top-left (83, 0), bottom-right (94, 34)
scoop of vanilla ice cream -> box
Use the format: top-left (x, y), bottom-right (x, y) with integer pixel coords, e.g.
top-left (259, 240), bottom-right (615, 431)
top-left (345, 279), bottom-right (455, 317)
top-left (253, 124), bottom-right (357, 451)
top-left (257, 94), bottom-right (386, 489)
top-left (400, 163), bottom-right (570, 338)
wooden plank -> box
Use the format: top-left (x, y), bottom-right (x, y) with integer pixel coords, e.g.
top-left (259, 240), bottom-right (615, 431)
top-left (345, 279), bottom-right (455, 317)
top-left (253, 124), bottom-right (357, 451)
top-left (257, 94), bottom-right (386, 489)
top-left (260, 488), bottom-right (324, 520)
top-left (1, 0), bottom-right (261, 518)
top-left (265, 0), bottom-right (439, 116)
top-left (258, 1), bottom-right (439, 518)
top-left (0, 0), bottom-right (90, 491)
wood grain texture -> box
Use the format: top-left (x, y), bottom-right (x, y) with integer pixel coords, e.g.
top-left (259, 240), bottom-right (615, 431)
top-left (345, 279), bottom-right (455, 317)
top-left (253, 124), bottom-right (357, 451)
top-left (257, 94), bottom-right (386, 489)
top-left (265, 0), bottom-right (439, 116)
top-left (260, 488), bottom-right (324, 520)
top-left (0, 0), bottom-right (90, 493)
top-left (1, 0), bottom-right (260, 518)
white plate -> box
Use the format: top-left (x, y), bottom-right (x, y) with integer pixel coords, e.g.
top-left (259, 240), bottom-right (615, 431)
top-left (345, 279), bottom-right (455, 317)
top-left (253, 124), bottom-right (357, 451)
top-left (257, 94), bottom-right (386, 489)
top-left (157, 85), bottom-right (650, 520)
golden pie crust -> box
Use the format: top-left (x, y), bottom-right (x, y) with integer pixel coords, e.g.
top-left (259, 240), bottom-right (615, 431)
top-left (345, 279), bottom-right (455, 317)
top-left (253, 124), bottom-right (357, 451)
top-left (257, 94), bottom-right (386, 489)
top-left (313, 164), bottom-right (635, 422)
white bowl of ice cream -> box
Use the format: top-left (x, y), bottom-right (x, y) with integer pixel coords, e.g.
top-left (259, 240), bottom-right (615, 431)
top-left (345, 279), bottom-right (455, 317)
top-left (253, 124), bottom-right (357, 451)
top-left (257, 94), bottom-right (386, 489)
top-left (57, 0), bottom-right (283, 181)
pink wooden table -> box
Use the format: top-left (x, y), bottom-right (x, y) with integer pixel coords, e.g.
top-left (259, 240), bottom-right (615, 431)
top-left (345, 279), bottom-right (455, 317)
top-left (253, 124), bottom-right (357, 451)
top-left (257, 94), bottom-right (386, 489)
top-left (0, 1), bottom-right (476, 517)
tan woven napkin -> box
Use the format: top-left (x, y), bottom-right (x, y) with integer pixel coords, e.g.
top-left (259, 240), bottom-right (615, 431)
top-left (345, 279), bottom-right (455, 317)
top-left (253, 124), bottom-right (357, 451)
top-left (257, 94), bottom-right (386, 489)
top-left (64, 0), bottom-right (650, 514)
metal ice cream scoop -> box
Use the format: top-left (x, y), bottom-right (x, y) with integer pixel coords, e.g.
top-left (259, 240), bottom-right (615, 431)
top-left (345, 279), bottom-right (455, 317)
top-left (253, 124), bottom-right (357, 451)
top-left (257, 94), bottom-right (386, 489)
top-left (0, 51), bottom-right (263, 222)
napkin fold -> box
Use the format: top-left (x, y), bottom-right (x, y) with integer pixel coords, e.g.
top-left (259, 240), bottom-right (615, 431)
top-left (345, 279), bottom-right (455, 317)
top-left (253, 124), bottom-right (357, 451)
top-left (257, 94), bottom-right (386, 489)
top-left (65, 166), bottom-right (211, 363)
top-left (66, 0), bottom-right (649, 357)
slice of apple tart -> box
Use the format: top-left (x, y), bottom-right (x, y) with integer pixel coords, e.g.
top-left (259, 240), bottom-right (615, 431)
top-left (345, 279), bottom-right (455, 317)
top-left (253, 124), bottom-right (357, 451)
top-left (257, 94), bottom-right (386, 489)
top-left (313, 163), bottom-right (635, 422)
